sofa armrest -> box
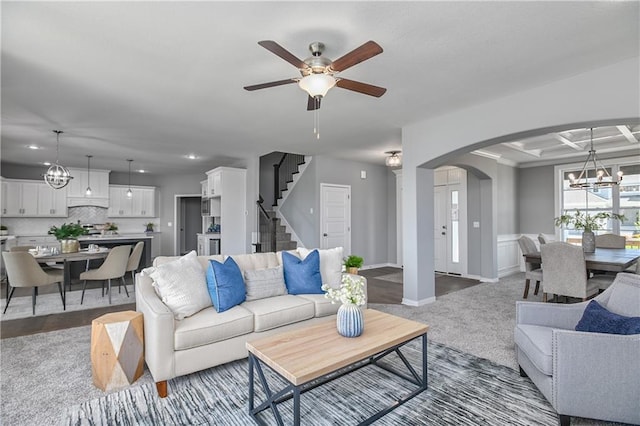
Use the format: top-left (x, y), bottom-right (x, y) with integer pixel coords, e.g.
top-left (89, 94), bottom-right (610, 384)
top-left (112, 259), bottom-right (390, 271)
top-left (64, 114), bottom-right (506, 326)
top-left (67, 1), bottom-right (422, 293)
top-left (516, 301), bottom-right (586, 329)
top-left (135, 272), bottom-right (176, 382)
top-left (552, 329), bottom-right (640, 424)
top-left (342, 273), bottom-right (368, 309)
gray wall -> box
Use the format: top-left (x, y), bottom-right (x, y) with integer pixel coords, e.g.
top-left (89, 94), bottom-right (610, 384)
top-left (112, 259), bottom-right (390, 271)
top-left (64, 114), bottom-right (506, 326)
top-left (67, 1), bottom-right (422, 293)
top-left (387, 170), bottom-right (398, 264)
top-left (518, 165), bottom-right (555, 234)
top-left (497, 163), bottom-right (519, 234)
top-left (280, 155), bottom-right (391, 266)
top-left (466, 172), bottom-right (482, 275)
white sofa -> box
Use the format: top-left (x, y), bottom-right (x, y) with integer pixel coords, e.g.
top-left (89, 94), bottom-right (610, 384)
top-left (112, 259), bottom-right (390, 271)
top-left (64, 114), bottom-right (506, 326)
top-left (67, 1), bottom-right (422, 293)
top-left (135, 249), bottom-right (366, 397)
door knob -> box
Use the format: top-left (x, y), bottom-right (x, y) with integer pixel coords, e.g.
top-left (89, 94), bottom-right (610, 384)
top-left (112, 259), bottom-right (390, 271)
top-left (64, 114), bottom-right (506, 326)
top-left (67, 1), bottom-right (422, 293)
top-left (323, 233), bottom-right (328, 237)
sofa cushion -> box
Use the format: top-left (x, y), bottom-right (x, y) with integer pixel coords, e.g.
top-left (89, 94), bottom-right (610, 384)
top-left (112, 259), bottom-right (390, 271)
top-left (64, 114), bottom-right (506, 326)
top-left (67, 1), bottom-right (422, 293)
top-left (576, 300), bottom-right (640, 335)
top-left (244, 266), bottom-right (287, 301)
top-left (153, 254), bottom-right (224, 271)
top-left (174, 305), bottom-right (254, 350)
top-left (282, 250), bottom-right (323, 295)
top-left (297, 294), bottom-right (340, 317)
top-left (298, 246), bottom-right (343, 289)
top-left (514, 324), bottom-right (553, 376)
top-left (147, 250), bottom-right (212, 320)
top-left (242, 295), bottom-right (314, 332)
top-left (206, 257), bottom-right (246, 313)
top-left (231, 252), bottom-right (280, 276)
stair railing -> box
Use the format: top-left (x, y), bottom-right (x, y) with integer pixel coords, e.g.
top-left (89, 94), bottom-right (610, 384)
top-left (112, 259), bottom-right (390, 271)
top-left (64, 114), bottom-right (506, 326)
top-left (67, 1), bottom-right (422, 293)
top-left (256, 198), bottom-right (277, 253)
top-left (273, 153), bottom-right (306, 207)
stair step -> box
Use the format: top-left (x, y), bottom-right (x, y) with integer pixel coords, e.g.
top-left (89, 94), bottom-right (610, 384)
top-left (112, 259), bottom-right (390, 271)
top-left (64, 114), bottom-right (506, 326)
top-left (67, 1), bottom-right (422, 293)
top-left (275, 241), bottom-right (298, 251)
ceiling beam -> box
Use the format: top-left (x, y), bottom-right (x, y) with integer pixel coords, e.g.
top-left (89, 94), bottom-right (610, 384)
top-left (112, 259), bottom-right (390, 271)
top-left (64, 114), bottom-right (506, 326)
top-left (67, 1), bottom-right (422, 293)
top-left (553, 134), bottom-right (583, 151)
top-left (503, 142), bottom-right (541, 157)
top-left (616, 125), bottom-right (639, 143)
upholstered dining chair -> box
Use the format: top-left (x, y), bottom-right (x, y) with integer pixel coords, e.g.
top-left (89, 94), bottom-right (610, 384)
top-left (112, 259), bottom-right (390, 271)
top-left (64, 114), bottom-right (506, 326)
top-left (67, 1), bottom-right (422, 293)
top-left (9, 245), bottom-right (35, 252)
top-left (540, 242), bottom-right (614, 302)
top-left (517, 236), bottom-right (543, 299)
top-left (537, 234), bottom-right (549, 245)
top-left (595, 233), bottom-right (626, 249)
top-left (80, 245), bottom-right (131, 304)
top-left (2, 251), bottom-right (65, 315)
top-left (125, 241), bottom-right (145, 286)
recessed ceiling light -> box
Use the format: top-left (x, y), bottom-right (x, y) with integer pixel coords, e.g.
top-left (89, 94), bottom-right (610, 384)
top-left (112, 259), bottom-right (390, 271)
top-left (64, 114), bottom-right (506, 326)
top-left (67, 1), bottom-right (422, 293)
top-left (138, 169), bottom-right (146, 173)
top-left (28, 145), bottom-right (39, 150)
top-left (186, 154), bottom-right (198, 160)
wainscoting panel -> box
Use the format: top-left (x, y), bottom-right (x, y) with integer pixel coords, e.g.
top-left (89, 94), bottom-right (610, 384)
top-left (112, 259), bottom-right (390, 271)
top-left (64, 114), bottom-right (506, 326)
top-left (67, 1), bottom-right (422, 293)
top-left (497, 234), bottom-right (521, 278)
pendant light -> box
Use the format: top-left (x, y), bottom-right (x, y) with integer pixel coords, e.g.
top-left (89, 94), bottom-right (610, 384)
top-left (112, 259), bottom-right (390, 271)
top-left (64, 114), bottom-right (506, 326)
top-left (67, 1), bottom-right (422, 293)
top-left (126, 159), bottom-right (133, 198)
top-left (43, 130), bottom-right (73, 189)
top-left (85, 155), bottom-right (93, 195)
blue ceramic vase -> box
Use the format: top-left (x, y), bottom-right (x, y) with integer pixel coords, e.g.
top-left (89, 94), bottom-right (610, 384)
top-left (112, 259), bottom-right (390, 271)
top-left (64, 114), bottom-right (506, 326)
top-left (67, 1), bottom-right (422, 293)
top-left (337, 303), bottom-right (363, 337)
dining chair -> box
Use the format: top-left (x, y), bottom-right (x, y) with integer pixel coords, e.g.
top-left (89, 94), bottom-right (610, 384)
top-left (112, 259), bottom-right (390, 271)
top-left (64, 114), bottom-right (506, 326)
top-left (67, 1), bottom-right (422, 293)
top-left (517, 236), bottom-right (543, 299)
top-left (2, 251), bottom-right (65, 315)
top-left (124, 241), bottom-right (145, 287)
top-left (537, 234), bottom-right (549, 245)
top-left (9, 245), bottom-right (35, 252)
top-left (595, 233), bottom-right (626, 249)
top-left (540, 242), bottom-right (614, 302)
top-left (80, 245), bottom-right (131, 304)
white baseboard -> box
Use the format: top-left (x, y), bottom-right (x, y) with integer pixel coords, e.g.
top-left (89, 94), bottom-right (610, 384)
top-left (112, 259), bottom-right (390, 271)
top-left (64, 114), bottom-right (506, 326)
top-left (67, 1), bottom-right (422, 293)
top-left (402, 296), bottom-right (436, 306)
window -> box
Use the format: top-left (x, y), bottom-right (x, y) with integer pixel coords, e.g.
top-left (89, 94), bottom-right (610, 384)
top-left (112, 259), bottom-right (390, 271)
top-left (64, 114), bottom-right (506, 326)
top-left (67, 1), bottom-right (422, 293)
top-left (619, 164), bottom-right (640, 240)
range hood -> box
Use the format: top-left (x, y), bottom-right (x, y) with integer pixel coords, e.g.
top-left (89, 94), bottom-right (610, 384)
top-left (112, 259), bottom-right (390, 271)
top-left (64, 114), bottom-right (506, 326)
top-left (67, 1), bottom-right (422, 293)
top-left (67, 197), bottom-right (109, 208)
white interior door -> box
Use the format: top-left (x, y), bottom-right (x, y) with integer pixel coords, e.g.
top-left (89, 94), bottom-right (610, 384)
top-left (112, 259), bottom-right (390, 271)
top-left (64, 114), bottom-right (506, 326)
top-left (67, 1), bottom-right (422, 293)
top-left (320, 184), bottom-right (351, 254)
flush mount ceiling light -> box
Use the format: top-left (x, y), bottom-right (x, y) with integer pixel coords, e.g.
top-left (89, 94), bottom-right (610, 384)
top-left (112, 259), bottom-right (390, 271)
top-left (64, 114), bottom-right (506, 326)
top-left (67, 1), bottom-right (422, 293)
top-left (385, 150), bottom-right (402, 167)
top-left (43, 130), bottom-right (73, 189)
top-left (126, 159), bottom-right (134, 198)
top-left (568, 128), bottom-right (623, 188)
top-left (85, 155), bottom-right (93, 195)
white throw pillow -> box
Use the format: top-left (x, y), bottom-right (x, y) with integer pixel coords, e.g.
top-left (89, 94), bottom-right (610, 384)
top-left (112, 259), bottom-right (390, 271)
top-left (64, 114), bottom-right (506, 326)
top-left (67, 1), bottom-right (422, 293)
top-left (244, 266), bottom-right (287, 301)
top-left (298, 247), bottom-right (343, 289)
top-left (148, 250), bottom-right (211, 320)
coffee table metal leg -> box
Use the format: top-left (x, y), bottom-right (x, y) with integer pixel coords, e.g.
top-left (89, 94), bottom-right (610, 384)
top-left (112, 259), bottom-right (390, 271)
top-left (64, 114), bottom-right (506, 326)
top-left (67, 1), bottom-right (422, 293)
top-left (293, 386), bottom-right (301, 426)
top-left (248, 354), bottom-right (255, 412)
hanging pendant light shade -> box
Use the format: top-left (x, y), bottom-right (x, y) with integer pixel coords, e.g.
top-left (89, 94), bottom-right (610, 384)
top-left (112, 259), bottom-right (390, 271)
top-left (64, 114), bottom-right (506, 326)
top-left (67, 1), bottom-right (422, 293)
top-left (126, 159), bottom-right (133, 198)
top-left (43, 130), bottom-right (73, 189)
top-left (568, 128), bottom-right (623, 188)
top-left (85, 155), bottom-right (93, 195)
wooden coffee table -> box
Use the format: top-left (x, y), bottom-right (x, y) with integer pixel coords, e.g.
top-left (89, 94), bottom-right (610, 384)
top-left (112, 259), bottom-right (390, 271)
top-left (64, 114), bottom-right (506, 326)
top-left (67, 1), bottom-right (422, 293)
top-left (246, 309), bottom-right (429, 425)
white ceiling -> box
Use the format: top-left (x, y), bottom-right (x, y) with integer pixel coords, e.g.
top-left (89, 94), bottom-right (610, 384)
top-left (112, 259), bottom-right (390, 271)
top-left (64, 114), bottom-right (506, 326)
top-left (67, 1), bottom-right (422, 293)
top-left (2, 1), bottom-right (639, 175)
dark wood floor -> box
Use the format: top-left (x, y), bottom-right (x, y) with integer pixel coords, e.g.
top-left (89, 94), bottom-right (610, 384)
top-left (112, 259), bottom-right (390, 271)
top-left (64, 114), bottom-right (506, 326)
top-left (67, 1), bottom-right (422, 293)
top-left (1, 267), bottom-right (480, 339)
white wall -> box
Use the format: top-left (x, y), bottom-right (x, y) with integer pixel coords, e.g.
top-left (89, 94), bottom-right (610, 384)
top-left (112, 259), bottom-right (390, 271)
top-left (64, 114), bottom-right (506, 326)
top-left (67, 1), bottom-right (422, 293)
top-left (402, 57), bottom-right (640, 305)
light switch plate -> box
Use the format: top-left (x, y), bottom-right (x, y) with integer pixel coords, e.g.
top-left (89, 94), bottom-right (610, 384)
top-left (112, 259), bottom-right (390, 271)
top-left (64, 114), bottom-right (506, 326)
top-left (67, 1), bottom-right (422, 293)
top-left (361, 170), bottom-right (367, 179)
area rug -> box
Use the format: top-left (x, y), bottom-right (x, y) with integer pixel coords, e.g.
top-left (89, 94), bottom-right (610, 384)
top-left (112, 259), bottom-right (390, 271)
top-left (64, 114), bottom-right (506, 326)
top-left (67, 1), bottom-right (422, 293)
top-left (61, 340), bottom-right (559, 425)
top-left (0, 287), bottom-right (135, 321)
top-left (375, 271), bottom-right (403, 283)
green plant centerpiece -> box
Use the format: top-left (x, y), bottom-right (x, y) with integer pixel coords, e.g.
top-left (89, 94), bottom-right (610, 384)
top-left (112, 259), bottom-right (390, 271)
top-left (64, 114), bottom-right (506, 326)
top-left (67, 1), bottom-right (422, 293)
top-left (554, 210), bottom-right (625, 252)
top-left (0, 224), bottom-right (8, 236)
top-left (49, 223), bottom-right (88, 253)
top-left (344, 255), bottom-right (364, 275)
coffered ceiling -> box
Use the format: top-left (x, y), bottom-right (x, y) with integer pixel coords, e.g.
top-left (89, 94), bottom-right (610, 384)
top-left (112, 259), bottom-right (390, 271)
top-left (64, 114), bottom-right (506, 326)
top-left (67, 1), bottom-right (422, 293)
top-left (1, 2), bottom-right (639, 175)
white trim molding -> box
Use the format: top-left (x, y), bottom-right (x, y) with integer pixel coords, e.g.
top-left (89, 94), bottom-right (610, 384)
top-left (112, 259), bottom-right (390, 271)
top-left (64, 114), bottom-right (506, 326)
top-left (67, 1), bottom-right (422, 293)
top-left (402, 296), bottom-right (437, 306)
top-left (497, 234), bottom-right (521, 278)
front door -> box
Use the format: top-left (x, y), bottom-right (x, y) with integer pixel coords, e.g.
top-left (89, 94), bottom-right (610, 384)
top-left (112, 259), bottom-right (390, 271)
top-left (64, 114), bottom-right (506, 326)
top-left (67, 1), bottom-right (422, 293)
top-left (320, 184), bottom-right (351, 254)
top-left (433, 167), bottom-right (467, 275)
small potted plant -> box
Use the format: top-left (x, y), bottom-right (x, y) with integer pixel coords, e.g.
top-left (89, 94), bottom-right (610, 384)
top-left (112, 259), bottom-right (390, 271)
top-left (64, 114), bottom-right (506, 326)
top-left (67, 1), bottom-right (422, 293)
top-left (344, 255), bottom-right (364, 275)
top-left (0, 225), bottom-right (8, 236)
top-left (145, 222), bottom-right (155, 233)
top-left (49, 223), bottom-right (88, 253)
top-left (554, 210), bottom-right (625, 252)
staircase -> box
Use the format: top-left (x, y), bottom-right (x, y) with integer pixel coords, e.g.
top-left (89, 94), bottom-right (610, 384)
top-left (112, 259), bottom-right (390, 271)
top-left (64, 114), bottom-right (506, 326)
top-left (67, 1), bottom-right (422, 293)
top-left (255, 153), bottom-right (307, 253)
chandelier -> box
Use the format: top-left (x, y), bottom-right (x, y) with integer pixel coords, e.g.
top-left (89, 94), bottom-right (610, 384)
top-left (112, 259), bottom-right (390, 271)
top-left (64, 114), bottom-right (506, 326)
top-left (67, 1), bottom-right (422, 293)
top-left (43, 130), bottom-right (73, 189)
top-left (385, 150), bottom-right (402, 167)
top-left (568, 128), bottom-right (623, 189)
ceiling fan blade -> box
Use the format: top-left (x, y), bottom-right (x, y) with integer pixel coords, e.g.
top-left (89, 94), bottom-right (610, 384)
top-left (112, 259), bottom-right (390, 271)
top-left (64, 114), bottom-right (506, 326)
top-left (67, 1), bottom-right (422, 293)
top-left (258, 40), bottom-right (309, 69)
top-left (329, 41), bottom-right (383, 72)
top-left (244, 79), bottom-right (297, 91)
top-left (336, 78), bottom-right (387, 97)
top-left (307, 96), bottom-right (321, 111)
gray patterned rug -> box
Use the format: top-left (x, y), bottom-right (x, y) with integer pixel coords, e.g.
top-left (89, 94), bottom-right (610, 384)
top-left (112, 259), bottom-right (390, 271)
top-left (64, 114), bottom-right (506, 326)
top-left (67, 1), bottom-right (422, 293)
top-left (61, 340), bottom-right (558, 425)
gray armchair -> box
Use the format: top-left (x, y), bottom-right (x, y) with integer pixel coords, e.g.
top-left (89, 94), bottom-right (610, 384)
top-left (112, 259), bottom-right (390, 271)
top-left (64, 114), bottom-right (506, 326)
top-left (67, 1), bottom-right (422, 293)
top-left (514, 272), bottom-right (640, 425)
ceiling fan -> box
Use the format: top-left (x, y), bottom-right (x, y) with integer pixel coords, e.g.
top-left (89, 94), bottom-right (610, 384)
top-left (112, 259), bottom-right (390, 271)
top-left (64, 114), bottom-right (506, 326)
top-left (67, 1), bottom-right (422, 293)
top-left (244, 40), bottom-right (386, 111)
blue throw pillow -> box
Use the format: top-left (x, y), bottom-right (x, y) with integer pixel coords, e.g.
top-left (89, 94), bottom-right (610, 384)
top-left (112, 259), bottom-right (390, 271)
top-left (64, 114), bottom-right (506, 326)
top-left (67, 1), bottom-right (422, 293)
top-left (575, 300), bottom-right (640, 335)
top-left (282, 250), bottom-right (323, 295)
top-left (206, 257), bottom-right (246, 313)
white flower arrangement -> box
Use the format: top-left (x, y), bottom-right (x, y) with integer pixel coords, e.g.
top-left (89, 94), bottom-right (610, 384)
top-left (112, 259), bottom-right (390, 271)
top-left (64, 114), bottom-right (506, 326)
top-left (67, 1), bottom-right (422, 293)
top-left (321, 274), bottom-right (366, 306)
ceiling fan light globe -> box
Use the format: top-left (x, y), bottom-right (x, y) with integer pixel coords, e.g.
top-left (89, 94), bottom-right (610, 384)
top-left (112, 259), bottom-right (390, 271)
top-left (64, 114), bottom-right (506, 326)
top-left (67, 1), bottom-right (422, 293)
top-left (298, 74), bottom-right (336, 97)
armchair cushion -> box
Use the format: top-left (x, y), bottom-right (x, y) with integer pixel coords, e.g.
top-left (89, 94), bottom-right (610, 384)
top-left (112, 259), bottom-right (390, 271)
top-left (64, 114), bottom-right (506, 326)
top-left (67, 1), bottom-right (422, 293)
top-left (575, 300), bottom-right (640, 335)
top-left (206, 257), bottom-right (246, 313)
top-left (282, 250), bottom-right (323, 295)
top-left (514, 324), bottom-right (554, 375)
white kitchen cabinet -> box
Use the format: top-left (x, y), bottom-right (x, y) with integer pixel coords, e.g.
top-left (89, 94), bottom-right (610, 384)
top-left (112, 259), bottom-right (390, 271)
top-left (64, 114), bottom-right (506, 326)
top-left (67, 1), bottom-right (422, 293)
top-left (202, 167), bottom-right (246, 255)
top-left (1, 180), bottom-right (40, 216)
top-left (108, 185), bottom-right (156, 217)
top-left (66, 167), bottom-right (110, 207)
top-left (37, 184), bottom-right (68, 217)
top-left (201, 180), bottom-right (208, 198)
top-left (197, 234), bottom-right (205, 256)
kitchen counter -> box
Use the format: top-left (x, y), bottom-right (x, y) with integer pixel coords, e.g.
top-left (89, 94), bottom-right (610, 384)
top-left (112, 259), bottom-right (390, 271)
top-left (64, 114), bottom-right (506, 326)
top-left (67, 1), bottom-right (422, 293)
top-left (78, 235), bottom-right (153, 268)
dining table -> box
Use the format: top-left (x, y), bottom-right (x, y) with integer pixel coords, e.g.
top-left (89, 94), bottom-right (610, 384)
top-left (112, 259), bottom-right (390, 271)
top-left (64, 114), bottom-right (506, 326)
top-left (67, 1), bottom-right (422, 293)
top-left (524, 247), bottom-right (640, 273)
top-left (33, 247), bottom-right (110, 303)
